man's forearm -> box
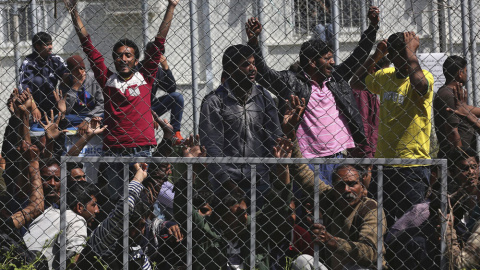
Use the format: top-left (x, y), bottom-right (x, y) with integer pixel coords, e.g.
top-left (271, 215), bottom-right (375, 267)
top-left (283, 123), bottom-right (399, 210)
top-left (157, 3), bottom-right (177, 39)
top-left (69, 8), bottom-right (89, 40)
top-left (407, 52), bottom-right (429, 95)
top-left (445, 126), bottom-right (463, 148)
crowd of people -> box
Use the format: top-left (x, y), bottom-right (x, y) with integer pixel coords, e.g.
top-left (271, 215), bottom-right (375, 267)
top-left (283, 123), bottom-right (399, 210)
top-left (0, 0), bottom-right (479, 269)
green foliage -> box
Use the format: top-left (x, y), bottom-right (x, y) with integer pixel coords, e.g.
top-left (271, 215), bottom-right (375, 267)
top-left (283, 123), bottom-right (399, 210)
top-left (0, 245), bottom-right (44, 270)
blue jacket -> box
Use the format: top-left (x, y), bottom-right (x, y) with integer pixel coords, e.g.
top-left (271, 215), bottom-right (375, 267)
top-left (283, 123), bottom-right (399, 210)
top-left (19, 52), bottom-right (68, 114)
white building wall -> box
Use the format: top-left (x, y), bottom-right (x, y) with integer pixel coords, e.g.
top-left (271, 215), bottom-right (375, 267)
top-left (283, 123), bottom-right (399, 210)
top-left (0, 0), bottom-right (479, 145)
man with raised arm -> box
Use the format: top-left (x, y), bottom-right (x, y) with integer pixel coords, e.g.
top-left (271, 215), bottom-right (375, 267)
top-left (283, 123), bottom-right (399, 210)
top-left (245, 7), bottom-right (379, 185)
top-left (350, 32), bottom-right (434, 227)
top-left (64, 0), bottom-right (179, 203)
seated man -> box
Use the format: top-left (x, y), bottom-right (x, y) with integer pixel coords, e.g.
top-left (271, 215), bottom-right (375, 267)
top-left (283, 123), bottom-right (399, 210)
top-left (19, 31), bottom-right (67, 116)
top-left (444, 146), bottom-right (480, 269)
top-left (199, 44), bottom-right (283, 206)
top-left (174, 136), bottom-right (294, 269)
top-left (282, 96), bottom-right (386, 270)
top-left (59, 55), bottom-right (104, 132)
top-left (142, 43), bottom-right (184, 142)
top-left (75, 163), bottom-right (152, 269)
top-left (23, 181), bottom-right (100, 269)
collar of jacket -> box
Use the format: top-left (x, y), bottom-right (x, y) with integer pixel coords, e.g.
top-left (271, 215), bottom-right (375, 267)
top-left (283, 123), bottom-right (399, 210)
top-left (221, 80), bottom-right (262, 104)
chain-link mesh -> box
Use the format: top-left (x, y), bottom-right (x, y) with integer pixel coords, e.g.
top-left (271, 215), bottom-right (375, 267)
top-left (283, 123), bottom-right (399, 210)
top-left (0, 0), bottom-right (479, 269)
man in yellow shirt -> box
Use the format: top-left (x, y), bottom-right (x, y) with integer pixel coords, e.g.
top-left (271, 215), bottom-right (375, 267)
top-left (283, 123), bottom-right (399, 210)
top-left (350, 32), bottom-right (434, 227)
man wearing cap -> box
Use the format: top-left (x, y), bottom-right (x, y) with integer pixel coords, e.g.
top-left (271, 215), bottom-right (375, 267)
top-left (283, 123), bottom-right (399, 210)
top-left (59, 55), bottom-right (104, 134)
top-left (199, 44), bottom-right (283, 206)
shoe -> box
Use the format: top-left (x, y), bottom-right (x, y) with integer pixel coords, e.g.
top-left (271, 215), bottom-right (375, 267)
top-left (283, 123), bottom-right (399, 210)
top-left (174, 131), bottom-right (184, 145)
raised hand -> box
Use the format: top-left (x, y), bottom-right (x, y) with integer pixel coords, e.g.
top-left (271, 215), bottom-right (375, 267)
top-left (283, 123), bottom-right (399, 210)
top-left (167, 224), bottom-right (184, 242)
top-left (168, 0), bottom-right (180, 6)
top-left (311, 223), bottom-right (336, 247)
top-left (375, 39), bottom-right (388, 57)
top-left (63, 0), bottom-right (78, 12)
top-left (53, 89), bottom-right (67, 116)
top-left (404, 31), bottom-right (420, 54)
top-left (17, 140), bottom-right (40, 162)
top-left (84, 117), bottom-right (107, 137)
top-left (273, 137), bottom-right (293, 159)
top-left (367, 6), bottom-right (380, 27)
top-left (246, 17), bottom-right (262, 40)
top-left (39, 110), bottom-right (63, 140)
top-left (282, 95), bottom-right (306, 139)
top-left (446, 82), bottom-right (478, 125)
top-left (133, 163), bottom-right (148, 183)
top-left (152, 111), bottom-right (174, 139)
top-left (182, 134), bottom-right (206, 158)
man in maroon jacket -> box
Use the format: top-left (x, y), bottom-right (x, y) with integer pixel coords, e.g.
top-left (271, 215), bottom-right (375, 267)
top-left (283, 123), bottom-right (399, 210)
top-left (64, 0), bottom-right (179, 203)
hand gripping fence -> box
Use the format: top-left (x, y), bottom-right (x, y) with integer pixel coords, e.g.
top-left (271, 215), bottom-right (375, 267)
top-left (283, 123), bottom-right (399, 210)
top-left (58, 156), bottom-right (448, 270)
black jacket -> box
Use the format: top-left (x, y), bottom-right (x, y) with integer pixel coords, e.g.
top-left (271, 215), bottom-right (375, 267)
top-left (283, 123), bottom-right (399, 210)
top-left (252, 25), bottom-right (378, 146)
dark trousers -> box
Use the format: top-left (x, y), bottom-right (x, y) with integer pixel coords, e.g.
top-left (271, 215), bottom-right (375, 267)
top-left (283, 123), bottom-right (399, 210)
top-left (371, 166), bottom-right (431, 228)
top-left (152, 92), bottom-right (184, 132)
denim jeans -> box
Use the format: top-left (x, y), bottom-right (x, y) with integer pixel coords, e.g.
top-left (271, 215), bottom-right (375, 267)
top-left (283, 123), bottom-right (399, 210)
top-left (307, 152), bottom-right (344, 186)
top-left (103, 147), bottom-right (152, 205)
top-left (152, 92), bottom-right (184, 132)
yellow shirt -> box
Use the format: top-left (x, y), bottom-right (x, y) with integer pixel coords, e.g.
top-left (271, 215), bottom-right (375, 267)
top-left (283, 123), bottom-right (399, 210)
top-left (365, 67), bottom-right (434, 162)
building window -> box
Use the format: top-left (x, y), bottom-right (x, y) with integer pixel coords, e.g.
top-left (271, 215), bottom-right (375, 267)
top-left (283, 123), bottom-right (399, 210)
top-left (294, 0), bottom-right (371, 38)
top-left (2, 5), bottom-right (32, 43)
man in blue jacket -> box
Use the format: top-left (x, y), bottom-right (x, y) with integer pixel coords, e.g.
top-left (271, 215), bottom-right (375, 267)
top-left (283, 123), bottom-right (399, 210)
top-left (19, 31), bottom-right (68, 116)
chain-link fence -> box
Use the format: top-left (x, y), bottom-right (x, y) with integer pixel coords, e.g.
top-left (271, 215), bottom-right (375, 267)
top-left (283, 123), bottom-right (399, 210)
top-left (1, 0), bottom-right (480, 269)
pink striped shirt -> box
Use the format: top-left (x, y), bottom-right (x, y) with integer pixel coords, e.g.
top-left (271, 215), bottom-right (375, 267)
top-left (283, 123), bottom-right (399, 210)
top-left (297, 79), bottom-right (355, 158)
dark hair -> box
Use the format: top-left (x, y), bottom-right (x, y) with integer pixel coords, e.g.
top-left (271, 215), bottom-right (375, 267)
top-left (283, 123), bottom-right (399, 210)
top-left (66, 181), bottom-right (99, 210)
top-left (130, 200), bottom-right (150, 227)
top-left (112, 39), bottom-right (140, 60)
top-left (299, 39), bottom-right (332, 69)
top-left (67, 163), bottom-right (83, 173)
top-left (193, 188), bottom-right (213, 209)
top-left (211, 181), bottom-right (246, 217)
top-left (332, 164), bottom-right (361, 184)
top-left (387, 32), bottom-right (406, 54)
top-left (222, 44), bottom-right (255, 73)
top-left (448, 147), bottom-right (478, 168)
top-left (289, 61), bottom-right (302, 73)
top-left (32, 32), bottom-right (52, 47)
top-left (40, 158), bottom-right (60, 170)
top-left (443, 55), bottom-right (467, 83)
top-left (375, 56), bottom-right (391, 70)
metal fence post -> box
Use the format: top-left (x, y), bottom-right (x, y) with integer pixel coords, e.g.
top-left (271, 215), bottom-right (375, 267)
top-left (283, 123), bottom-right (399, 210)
top-left (189, 0), bottom-right (199, 136)
top-left (313, 164), bottom-right (320, 270)
top-left (123, 163), bottom-right (129, 270)
top-left (30, 0), bottom-right (39, 34)
top-left (440, 160), bottom-right (448, 270)
top-left (60, 161), bottom-right (67, 270)
top-left (250, 164), bottom-right (257, 269)
top-left (142, 0), bottom-right (149, 50)
top-left (376, 165), bottom-right (383, 270)
top-left (331, 0), bottom-right (340, 64)
top-left (12, 3), bottom-right (21, 86)
top-left (187, 164), bottom-right (193, 270)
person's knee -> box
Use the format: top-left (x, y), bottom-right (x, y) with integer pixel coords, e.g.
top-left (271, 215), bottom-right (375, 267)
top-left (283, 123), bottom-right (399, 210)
top-left (170, 92), bottom-right (184, 106)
